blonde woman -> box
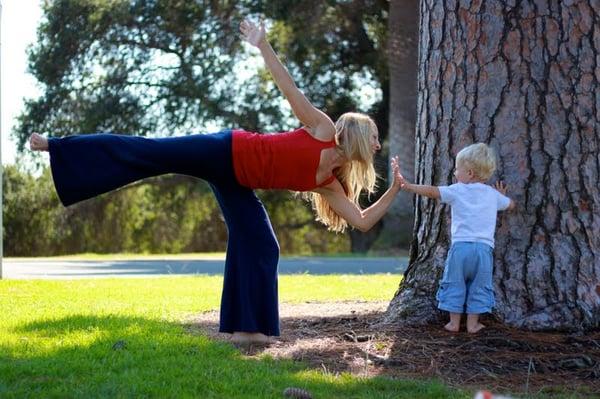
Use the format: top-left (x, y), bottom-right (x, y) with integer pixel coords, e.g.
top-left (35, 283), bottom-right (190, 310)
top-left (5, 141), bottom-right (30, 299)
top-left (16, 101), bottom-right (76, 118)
top-left (30, 19), bottom-right (403, 344)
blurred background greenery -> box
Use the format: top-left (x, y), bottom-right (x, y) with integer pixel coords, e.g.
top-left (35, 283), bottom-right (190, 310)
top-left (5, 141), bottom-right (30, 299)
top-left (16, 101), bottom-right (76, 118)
top-left (5, 0), bottom-right (412, 256)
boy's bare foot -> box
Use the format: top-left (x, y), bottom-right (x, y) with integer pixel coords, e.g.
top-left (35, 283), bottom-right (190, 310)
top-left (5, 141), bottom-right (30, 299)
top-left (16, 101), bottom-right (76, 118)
top-left (231, 332), bottom-right (275, 345)
top-left (444, 322), bottom-right (460, 332)
top-left (29, 133), bottom-right (49, 151)
top-left (467, 323), bottom-right (485, 334)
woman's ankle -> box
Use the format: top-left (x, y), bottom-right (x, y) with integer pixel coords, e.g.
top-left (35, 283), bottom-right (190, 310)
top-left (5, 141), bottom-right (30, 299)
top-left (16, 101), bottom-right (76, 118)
top-left (231, 331), bottom-right (273, 344)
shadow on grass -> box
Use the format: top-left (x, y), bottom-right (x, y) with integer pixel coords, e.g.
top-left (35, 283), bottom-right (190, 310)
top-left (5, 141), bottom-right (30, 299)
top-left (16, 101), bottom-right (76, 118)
top-left (0, 314), bottom-right (465, 399)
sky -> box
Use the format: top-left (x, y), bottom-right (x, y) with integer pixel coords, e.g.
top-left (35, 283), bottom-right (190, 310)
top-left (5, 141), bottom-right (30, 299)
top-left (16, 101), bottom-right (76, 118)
top-left (1, 0), bottom-right (42, 165)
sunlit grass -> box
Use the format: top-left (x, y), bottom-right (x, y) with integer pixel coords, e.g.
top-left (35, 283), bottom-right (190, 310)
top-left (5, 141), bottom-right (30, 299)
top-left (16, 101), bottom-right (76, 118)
top-left (0, 276), bottom-right (468, 398)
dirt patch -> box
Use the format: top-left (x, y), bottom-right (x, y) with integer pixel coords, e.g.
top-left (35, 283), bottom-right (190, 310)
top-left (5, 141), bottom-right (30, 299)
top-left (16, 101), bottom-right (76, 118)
top-left (187, 301), bottom-right (600, 396)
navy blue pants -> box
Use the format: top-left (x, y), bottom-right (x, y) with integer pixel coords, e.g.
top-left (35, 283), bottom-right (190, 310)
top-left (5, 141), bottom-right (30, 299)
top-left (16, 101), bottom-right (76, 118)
top-left (48, 131), bottom-right (280, 336)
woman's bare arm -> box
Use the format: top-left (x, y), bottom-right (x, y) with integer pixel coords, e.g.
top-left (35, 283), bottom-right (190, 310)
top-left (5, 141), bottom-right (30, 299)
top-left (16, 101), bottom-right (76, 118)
top-left (315, 157), bottom-right (402, 232)
top-left (240, 19), bottom-right (335, 137)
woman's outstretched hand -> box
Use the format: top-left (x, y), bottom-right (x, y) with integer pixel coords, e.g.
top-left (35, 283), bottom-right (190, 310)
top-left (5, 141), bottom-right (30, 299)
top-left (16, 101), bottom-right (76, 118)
top-left (390, 156), bottom-right (404, 190)
top-left (240, 19), bottom-right (266, 48)
top-left (391, 157), bottom-right (410, 191)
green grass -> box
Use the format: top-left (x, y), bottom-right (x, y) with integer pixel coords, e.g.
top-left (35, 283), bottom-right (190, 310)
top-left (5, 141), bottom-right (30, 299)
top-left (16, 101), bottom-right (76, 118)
top-left (0, 276), bottom-right (467, 398)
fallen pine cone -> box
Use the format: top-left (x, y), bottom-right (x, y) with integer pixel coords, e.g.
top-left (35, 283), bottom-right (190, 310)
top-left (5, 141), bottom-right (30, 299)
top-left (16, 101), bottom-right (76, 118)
top-left (283, 387), bottom-right (313, 399)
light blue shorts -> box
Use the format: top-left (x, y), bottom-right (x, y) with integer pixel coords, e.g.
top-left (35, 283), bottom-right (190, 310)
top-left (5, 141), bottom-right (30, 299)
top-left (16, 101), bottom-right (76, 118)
top-left (436, 242), bottom-right (495, 314)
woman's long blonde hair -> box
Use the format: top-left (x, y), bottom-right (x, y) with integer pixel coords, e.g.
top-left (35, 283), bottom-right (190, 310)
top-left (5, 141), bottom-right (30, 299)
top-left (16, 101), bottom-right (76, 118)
top-left (303, 112), bottom-right (378, 233)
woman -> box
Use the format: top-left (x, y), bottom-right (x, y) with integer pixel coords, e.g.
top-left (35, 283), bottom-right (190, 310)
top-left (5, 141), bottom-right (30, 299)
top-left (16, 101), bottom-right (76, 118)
top-left (30, 19), bottom-right (403, 344)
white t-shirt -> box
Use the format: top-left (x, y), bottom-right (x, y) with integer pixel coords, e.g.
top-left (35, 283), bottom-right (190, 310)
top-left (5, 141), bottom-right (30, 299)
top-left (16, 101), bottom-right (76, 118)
top-left (438, 182), bottom-right (511, 248)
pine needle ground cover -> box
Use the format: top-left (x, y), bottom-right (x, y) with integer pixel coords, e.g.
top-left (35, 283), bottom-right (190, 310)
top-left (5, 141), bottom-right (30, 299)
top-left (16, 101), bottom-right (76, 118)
top-left (0, 276), bottom-right (464, 398)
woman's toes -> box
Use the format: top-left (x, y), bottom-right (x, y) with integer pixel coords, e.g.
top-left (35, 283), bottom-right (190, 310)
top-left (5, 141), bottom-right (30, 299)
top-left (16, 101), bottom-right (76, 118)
top-left (30, 133), bottom-right (48, 151)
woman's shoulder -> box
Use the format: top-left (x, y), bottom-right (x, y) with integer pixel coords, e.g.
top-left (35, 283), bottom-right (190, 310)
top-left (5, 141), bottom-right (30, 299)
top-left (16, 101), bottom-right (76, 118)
top-left (303, 119), bottom-right (336, 142)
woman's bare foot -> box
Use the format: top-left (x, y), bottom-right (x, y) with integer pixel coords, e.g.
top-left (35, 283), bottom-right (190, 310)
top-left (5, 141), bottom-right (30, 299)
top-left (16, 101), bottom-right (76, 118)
top-left (467, 323), bottom-right (485, 334)
top-left (29, 133), bottom-right (49, 151)
top-left (444, 322), bottom-right (460, 332)
top-left (231, 332), bottom-right (275, 345)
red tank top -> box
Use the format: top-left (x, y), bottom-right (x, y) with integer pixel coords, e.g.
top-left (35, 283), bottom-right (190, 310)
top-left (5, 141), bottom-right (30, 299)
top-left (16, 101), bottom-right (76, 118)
top-left (232, 127), bottom-right (337, 191)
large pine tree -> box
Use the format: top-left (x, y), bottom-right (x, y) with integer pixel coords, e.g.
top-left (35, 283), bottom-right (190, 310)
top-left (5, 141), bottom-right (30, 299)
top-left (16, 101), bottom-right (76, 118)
top-left (385, 0), bottom-right (600, 330)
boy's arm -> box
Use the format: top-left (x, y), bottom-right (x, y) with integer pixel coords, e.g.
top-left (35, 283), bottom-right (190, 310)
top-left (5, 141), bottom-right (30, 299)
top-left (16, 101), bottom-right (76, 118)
top-left (395, 168), bottom-right (441, 199)
top-left (503, 198), bottom-right (516, 211)
top-left (403, 183), bottom-right (441, 199)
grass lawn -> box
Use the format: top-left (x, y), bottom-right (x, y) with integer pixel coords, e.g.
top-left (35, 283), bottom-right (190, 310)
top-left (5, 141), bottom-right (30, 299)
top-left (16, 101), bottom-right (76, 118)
top-left (0, 275), bottom-right (467, 398)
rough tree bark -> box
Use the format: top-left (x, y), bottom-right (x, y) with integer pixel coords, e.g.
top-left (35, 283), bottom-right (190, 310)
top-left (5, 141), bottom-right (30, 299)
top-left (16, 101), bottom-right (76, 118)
top-left (383, 0), bottom-right (419, 246)
top-left (384, 0), bottom-right (600, 330)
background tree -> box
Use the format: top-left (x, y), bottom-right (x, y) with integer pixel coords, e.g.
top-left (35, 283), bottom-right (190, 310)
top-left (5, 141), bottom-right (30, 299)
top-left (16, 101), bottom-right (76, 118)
top-left (3, 166), bottom-right (61, 255)
top-left (385, 0), bottom-right (419, 247)
top-left (385, 0), bottom-right (600, 330)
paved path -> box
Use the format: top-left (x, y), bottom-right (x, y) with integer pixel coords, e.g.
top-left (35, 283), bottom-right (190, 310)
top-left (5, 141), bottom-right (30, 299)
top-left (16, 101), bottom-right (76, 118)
top-left (2, 257), bottom-right (408, 279)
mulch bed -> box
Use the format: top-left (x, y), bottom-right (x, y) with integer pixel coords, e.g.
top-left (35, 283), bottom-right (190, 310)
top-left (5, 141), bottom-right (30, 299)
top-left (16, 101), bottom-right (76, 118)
top-left (187, 301), bottom-right (600, 397)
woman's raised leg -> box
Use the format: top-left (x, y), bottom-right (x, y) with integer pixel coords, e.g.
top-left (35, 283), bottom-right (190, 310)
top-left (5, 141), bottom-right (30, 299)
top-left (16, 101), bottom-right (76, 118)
top-left (32, 130), bottom-right (233, 206)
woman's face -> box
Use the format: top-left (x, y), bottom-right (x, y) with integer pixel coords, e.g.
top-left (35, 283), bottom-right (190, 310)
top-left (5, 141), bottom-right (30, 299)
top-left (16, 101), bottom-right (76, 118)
top-left (370, 130), bottom-right (381, 154)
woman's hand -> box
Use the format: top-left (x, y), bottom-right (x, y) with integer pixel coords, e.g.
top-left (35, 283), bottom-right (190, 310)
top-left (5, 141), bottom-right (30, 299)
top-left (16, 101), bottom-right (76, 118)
top-left (240, 19), bottom-right (266, 48)
top-left (390, 156), bottom-right (402, 190)
top-left (391, 156), bottom-right (410, 191)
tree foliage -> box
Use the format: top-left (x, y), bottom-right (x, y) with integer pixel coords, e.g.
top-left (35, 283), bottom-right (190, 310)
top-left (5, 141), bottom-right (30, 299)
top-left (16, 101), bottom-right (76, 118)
top-left (16, 0), bottom-right (388, 145)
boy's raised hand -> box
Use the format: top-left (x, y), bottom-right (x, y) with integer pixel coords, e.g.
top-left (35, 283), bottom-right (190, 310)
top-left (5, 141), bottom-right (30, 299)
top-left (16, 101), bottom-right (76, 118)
top-left (495, 181), bottom-right (516, 210)
top-left (494, 181), bottom-right (508, 195)
top-left (240, 19), bottom-right (266, 48)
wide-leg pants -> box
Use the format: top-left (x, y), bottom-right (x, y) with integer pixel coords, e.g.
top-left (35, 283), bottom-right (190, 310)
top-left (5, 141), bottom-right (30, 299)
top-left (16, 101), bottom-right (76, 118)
top-left (48, 131), bottom-right (280, 336)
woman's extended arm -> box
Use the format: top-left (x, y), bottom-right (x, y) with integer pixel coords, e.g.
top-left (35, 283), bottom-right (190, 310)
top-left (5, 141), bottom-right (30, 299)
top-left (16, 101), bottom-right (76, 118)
top-left (240, 19), bottom-right (334, 136)
top-left (315, 157), bottom-right (402, 232)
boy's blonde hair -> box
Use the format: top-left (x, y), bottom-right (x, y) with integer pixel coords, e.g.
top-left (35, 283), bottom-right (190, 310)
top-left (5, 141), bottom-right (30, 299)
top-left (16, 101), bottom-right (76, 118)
top-left (303, 112), bottom-right (378, 233)
top-left (456, 143), bottom-right (497, 181)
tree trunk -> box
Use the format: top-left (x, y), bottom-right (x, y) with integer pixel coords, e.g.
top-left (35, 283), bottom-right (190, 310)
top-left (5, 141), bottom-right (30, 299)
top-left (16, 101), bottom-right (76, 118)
top-left (385, 0), bottom-right (600, 330)
top-left (382, 0), bottom-right (419, 247)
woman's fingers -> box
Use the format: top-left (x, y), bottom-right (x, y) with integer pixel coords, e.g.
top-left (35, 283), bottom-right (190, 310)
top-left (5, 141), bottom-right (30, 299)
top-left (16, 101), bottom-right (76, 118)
top-left (240, 19), bottom-right (256, 35)
top-left (240, 18), bottom-right (264, 46)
